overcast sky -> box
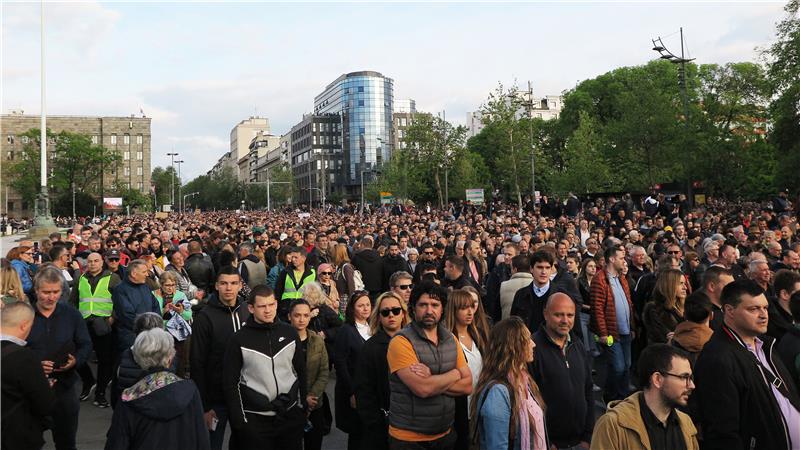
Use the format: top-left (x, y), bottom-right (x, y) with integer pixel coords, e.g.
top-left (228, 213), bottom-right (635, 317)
top-left (1, 1), bottom-right (787, 181)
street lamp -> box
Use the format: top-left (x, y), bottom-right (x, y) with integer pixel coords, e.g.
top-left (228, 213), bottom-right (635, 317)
top-left (183, 192), bottom-right (199, 212)
top-left (175, 160), bottom-right (184, 212)
top-left (167, 151), bottom-right (178, 211)
top-left (303, 187), bottom-right (326, 212)
top-left (652, 27), bottom-right (695, 202)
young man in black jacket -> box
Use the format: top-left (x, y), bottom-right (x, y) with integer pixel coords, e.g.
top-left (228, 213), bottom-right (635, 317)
top-left (223, 285), bottom-right (307, 450)
top-left (1, 301), bottom-right (56, 450)
top-left (190, 266), bottom-right (250, 450)
top-left (530, 293), bottom-right (593, 449)
top-left (692, 280), bottom-right (800, 450)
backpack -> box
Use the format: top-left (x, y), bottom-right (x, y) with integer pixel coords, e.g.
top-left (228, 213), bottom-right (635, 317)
top-left (337, 262), bottom-right (365, 293)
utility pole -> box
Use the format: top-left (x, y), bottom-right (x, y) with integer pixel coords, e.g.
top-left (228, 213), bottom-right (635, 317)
top-left (528, 80), bottom-right (536, 203)
top-left (167, 151), bottom-right (178, 211)
top-left (175, 160), bottom-right (184, 212)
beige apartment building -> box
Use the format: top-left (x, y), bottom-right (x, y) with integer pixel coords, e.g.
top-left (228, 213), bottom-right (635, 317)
top-left (1, 112), bottom-right (151, 218)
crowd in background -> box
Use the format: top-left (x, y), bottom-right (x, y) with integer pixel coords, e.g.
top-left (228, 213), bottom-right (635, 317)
top-left (1, 190), bottom-right (800, 450)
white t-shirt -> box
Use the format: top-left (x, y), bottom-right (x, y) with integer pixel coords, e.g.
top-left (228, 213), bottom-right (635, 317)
top-left (461, 340), bottom-right (483, 408)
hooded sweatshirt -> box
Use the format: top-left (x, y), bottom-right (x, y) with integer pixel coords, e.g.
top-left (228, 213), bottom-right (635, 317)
top-left (672, 321), bottom-right (713, 363)
top-left (105, 371), bottom-right (209, 450)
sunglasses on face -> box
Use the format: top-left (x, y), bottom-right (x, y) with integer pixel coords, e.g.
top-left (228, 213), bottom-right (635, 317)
top-left (394, 284), bottom-right (412, 290)
top-left (320, 272), bottom-right (333, 276)
top-left (380, 307), bottom-right (403, 317)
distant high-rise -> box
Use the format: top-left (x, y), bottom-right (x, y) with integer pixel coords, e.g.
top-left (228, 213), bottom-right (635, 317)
top-left (314, 71), bottom-right (394, 197)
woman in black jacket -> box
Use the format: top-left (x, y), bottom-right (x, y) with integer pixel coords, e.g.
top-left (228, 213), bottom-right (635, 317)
top-left (354, 292), bottom-right (409, 450)
top-left (334, 291), bottom-right (372, 450)
top-left (301, 281), bottom-right (343, 363)
top-left (642, 269), bottom-right (687, 344)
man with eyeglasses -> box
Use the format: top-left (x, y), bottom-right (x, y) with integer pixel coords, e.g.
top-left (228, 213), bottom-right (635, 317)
top-left (104, 248), bottom-right (126, 281)
top-left (591, 344), bottom-right (698, 450)
top-left (390, 271), bottom-right (413, 305)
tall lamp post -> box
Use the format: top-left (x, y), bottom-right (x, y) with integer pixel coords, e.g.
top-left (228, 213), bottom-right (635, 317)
top-left (507, 81), bottom-right (537, 204)
top-left (167, 152), bottom-right (178, 211)
top-left (175, 160), bottom-right (184, 212)
top-left (30, 0), bottom-right (57, 238)
top-left (652, 27), bottom-right (695, 204)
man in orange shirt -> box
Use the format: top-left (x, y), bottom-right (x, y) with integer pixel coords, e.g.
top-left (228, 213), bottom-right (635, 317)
top-left (386, 280), bottom-right (472, 449)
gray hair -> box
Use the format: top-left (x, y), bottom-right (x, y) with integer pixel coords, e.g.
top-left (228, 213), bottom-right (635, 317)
top-left (127, 259), bottom-right (147, 274)
top-left (300, 281), bottom-right (326, 307)
top-left (158, 270), bottom-right (178, 286)
top-left (134, 312), bottom-right (164, 334)
top-left (132, 328), bottom-right (175, 370)
top-left (748, 259), bottom-right (768, 275)
top-left (33, 265), bottom-right (64, 291)
top-left (239, 242), bottom-right (255, 254)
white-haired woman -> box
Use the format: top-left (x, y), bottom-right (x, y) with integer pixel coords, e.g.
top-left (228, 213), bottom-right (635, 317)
top-left (105, 328), bottom-right (208, 450)
top-left (301, 281), bottom-right (343, 363)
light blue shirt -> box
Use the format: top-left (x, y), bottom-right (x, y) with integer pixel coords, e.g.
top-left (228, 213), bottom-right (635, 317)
top-left (609, 274), bottom-right (630, 335)
top-left (532, 282), bottom-right (550, 298)
top-left (0, 334), bottom-right (27, 346)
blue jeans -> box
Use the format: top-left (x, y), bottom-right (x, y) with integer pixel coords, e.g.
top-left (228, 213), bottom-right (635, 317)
top-left (603, 334), bottom-right (632, 401)
top-left (208, 403), bottom-right (229, 450)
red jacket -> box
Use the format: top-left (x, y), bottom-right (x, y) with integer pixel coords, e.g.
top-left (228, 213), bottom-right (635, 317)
top-left (590, 269), bottom-right (634, 339)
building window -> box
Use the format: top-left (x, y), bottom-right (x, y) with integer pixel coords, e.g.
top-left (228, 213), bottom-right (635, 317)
top-left (358, 100), bottom-right (365, 107)
top-left (91, 135), bottom-right (98, 144)
top-left (137, 182), bottom-right (143, 190)
top-left (137, 134), bottom-right (143, 144)
top-left (400, 117), bottom-right (407, 126)
top-left (5, 151), bottom-right (13, 160)
top-left (123, 134), bottom-right (130, 144)
top-left (123, 151), bottom-right (130, 160)
top-left (111, 135), bottom-right (117, 144)
top-left (124, 167), bottom-right (130, 176)
top-left (21, 136), bottom-right (29, 144)
top-left (136, 151), bottom-right (142, 160)
top-left (6, 135), bottom-right (13, 144)
top-left (358, 86), bottom-right (364, 93)
top-left (137, 167), bottom-right (143, 176)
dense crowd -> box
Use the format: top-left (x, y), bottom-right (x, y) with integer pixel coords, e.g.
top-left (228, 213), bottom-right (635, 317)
top-left (1, 190), bottom-right (800, 450)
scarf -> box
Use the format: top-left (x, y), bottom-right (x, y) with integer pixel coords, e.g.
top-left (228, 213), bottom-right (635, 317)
top-left (514, 373), bottom-right (545, 450)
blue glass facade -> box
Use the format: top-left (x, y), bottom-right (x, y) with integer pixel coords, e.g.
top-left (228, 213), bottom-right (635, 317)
top-left (314, 71), bottom-right (393, 188)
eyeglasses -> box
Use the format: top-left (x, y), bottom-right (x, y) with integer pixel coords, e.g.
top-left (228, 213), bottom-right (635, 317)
top-left (24, 251), bottom-right (34, 255)
top-left (423, 252), bottom-right (434, 255)
top-left (320, 272), bottom-right (333, 276)
top-left (394, 284), bottom-right (412, 290)
top-left (107, 258), bottom-right (120, 262)
top-left (667, 251), bottom-right (681, 255)
top-left (660, 372), bottom-right (694, 385)
top-left (162, 283), bottom-right (177, 288)
top-left (380, 307), bottom-right (403, 317)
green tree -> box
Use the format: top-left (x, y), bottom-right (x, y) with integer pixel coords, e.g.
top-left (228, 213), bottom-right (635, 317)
top-left (764, 0), bottom-right (800, 192)
top-left (150, 166), bottom-right (180, 209)
top-left (4, 129), bottom-right (47, 208)
top-left (551, 111), bottom-right (617, 194)
top-left (49, 130), bottom-right (120, 194)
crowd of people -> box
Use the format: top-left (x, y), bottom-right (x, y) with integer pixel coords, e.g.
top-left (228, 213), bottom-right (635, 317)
top-left (1, 190), bottom-right (800, 450)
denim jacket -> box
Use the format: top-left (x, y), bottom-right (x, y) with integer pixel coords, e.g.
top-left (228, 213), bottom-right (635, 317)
top-left (478, 384), bottom-right (523, 450)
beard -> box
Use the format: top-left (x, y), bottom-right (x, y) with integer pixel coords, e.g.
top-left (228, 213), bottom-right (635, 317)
top-left (419, 315), bottom-right (439, 330)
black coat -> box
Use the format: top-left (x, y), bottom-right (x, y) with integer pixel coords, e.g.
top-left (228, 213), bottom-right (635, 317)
top-left (190, 294), bottom-right (250, 411)
top-left (510, 276), bottom-right (583, 341)
top-left (309, 304), bottom-right (343, 363)
top-left (334, 323), bottom-right (366, 434)
top-left (777, 325), bottom-right (800, 388)
top-left (382, 255), bottom-right (411, 292)
top-left (355, 329), bottom-right (392, 450)
top-left (104, 373), bottom-right (209, 450)
top-left (352, 249), bottom-right (384, 293)
top-left (530, 328), bottom-right (594, 447)
top-left (185, 253), bottom-right (215, 293)
top-left (484, 264), bottom-right (511, 323)
top-left (692, 325), bottom-right (800, 450)
top-left (767, 297), bottom-right (794, 342)
top-left (1, 341), bottom-right (56, 450)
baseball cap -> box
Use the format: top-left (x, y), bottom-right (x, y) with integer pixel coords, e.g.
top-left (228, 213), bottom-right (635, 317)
top-left (105, 249), bottom-right (121, 259)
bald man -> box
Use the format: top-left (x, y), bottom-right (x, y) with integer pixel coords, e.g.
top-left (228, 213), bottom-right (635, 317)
top-left (530, 293), bottom-right (594, 449)
top-left (1, 302), bottom-right (56, 449)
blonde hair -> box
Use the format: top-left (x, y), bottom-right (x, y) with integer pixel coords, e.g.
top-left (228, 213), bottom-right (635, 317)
top-left (368, 292), bottom-right (409, 335)
top-left (444, 289), bottom-right (490, 354)
top-left (332, 243), bottom-right (350, 267)
top-left (300, 282), bottom-right (328, 308)
top-left (0, 259), bottom-right (28, 303)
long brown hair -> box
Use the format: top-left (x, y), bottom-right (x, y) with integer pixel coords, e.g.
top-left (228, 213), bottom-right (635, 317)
top-left (469, 317), bottom-right (545, 443)
top-left (653, 268), bottom-right (685, 313)
top-left (444, 289), bottom-right (489, 354)
top-left (332, 243), bottom-right (350, 267)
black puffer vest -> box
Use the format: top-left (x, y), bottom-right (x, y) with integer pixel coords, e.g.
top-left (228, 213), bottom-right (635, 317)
top-left (389, 321), bottom-right (458, 435)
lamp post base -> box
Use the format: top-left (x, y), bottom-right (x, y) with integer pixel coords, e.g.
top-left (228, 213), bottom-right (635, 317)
top-left (29, 191), bottom-right (59, 240)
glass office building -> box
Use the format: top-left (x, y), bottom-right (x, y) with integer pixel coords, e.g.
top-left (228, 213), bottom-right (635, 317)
top-left (314, 71), bottom-right (393, 194)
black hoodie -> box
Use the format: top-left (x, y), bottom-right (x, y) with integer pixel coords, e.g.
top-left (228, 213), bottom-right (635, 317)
top-left (190, 294), bottom-right (250, 411)
top-left (222, 317), bottom-right (307, 432)
top-left (352, 248), bottom-right (384, 292)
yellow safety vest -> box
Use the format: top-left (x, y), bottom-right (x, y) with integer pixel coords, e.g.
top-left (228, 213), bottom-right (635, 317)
top-left (77, 274), bottom-right (113, 319)
top-left (281, 269), bottom-right (316, 301)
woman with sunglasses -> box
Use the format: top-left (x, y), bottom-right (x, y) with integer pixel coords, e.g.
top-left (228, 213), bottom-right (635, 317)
top-left (7, 246), bottom-right (35, 300)
top-left (355, 292), bottom-right (409, 450)
top-left (334, 290), bottom-right (372, 450)
top-left (317, 263), bottom-right (341, 313)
